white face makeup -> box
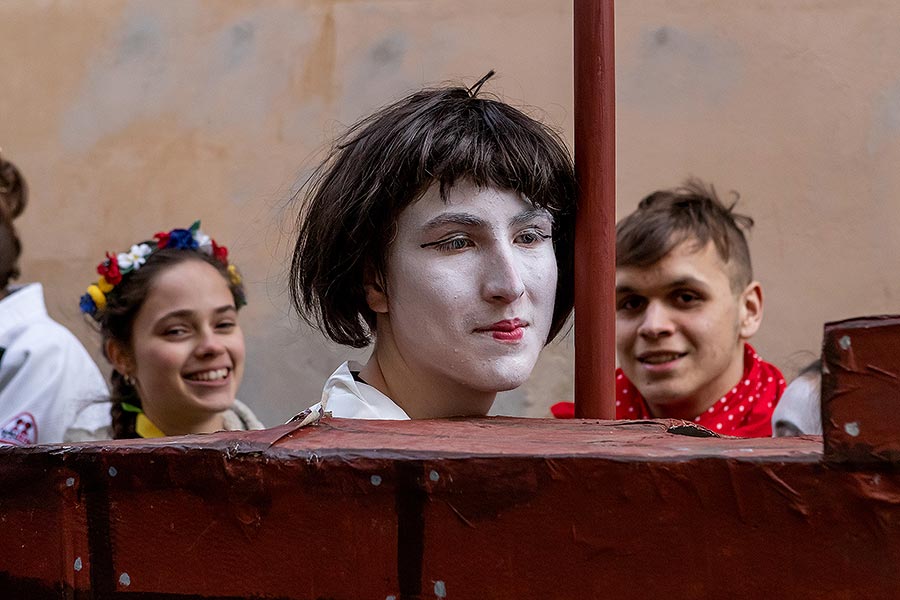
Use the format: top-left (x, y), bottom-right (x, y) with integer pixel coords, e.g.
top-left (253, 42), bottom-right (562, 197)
top-left (370, 180), bottom-right (558, 409)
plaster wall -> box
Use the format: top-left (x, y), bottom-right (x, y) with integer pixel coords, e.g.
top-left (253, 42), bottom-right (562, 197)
top-left (1, 1), bottom-right (896, 424)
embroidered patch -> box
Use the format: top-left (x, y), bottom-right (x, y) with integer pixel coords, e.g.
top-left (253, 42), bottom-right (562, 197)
top-left (0, 412), bottom-right (37, 446)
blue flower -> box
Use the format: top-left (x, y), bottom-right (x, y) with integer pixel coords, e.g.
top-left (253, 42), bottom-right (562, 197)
top-left (167, 228), bottom-right (198, 250)
top-left (79, 293), bottom-right (97, 315)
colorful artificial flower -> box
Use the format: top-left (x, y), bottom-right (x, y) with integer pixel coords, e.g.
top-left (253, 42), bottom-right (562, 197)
top-left (97, 252), bottom-right (122, 285)
top-left (227, 264), bottom-right (242, 286)
top-left (86, 284), bottom-right (107, 311)
top-left (212, 240), bottom-right (228, 264)
top-left (116, 243), bottom-right (152, 272)
top-left (97, 276), bottom-right (114, 293)
top-left (79, 220), bottom-right (245, 321)
top-left (167, 227), bottom-right (198, 250)
top-left (154, 231), bottom-right (171, 249)
top-left (195, 230), bottom-right (212, 254)
top-left (79, 293), bottom-right (97, 315)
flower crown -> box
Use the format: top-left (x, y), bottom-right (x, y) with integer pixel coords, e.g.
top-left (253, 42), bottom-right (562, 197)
top-left (79, 220), bottom-right (246, 321)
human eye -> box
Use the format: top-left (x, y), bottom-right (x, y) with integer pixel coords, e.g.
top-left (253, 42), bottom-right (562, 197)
top-left (421, 234), bottom-right (475, 253)
top-left (515, 227), bottom-right (552, 246)
top-left (673, 290), bottom-right (703, 307)
top-left (616, 295), bottom-right (645, 312)
top-left (216, 318), bottom-right (238, 332)
top-left (162, 323), bottom-right (191, 338)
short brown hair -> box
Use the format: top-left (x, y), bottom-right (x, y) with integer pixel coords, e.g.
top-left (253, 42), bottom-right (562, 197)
top-left (616, 178), bottom-right (754, 291)
top-left (290, 74), bottom-right (577, 348)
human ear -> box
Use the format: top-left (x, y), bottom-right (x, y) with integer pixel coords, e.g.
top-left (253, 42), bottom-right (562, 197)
top-left (363, 267), bottom-right (389, 314)
top-left (738, 281), bottom-right (763, 339)
top-left (105, 339), bottom-right (135, 378)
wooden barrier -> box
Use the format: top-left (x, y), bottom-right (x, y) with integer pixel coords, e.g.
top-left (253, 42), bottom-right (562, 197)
top-left (1, 407), bottom-right (898, 599)
top-left (823, 314), bottom-right (900, 463)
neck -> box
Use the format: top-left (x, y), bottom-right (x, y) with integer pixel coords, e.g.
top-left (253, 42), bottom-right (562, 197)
top-left (360, 339), bottom-right (496, 419)
top-left (140, 405), bottom-right (226, 436)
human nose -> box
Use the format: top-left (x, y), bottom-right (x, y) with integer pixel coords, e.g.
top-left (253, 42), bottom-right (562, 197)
top-left (194, 326), bottom-right (226, 357)
top-left (636, 301), bottom-right (674, 338)
top-left (481, 245), bottom-right (526, 303)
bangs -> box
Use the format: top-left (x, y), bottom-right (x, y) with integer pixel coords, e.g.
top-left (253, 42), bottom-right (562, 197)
top-left (291, 77), bottom-right (577, 347)
top-left (338, 88), bottom-right (575, 220)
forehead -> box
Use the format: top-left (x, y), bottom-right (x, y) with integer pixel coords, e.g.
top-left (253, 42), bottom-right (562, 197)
top-left (616, 239), bottom-right (732, 291)
top-left (137, 260), bottom-right (233, 320)
top-left (397, 180), bottom-right (536, 228)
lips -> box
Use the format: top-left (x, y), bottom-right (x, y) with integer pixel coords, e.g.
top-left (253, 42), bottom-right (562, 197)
top-left (476, 319), bottom-right (527, 342)
top-left (637, 351), bottom-right (687, 365)
top-left (184, 367), bottom-right (231, 382)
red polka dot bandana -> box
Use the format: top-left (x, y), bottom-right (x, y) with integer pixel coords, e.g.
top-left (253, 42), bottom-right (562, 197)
top-left (616, 344), bottom-right (785, 437)
top-left (551, 344), bottom-right (786, 438)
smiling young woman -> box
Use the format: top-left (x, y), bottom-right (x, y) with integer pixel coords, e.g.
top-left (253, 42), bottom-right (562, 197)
top-left (66, 222), bottom-right (263, 440)
top-left (291, 73), bottom-right (577, 420)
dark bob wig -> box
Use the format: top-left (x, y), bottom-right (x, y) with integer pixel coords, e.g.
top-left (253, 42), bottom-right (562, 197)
top-left (290, 72), bottom-right (577, 348)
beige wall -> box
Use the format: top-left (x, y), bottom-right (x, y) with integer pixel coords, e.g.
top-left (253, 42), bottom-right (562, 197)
top-left (2, 1), bottom-right (896, 424)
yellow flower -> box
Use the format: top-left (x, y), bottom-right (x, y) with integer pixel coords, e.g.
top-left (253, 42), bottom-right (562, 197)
top-left (97, 276), bottom-right (114, 293)
top-left (227, 264), bottom-right (242, 286)
top-left (87, 285), bottom-right (107, 311)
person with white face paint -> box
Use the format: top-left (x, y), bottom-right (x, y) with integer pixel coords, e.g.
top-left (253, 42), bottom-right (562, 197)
top-left (291, 72), bottom-right (577, 419)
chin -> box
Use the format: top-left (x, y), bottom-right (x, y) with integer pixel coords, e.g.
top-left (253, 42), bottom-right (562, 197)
top-left (463, 359), bottom-right (536, 393)
top-left (191, 394), bottom-right (236, 414)
top-left (642, 385), bottom-right (691, 407)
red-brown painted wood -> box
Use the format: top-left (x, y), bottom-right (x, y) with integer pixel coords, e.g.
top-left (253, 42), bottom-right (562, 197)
top-left (574, 0), bottom-right (616, 418)
top-left (4, 417), bottom-right (900, 599)
top-left (822, 314), bottom-right (900, 463)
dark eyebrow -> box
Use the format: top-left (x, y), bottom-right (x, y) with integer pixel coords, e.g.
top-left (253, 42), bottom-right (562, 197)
top-left (510, 208), bottom-right (554, 228)
top-left (420, 212), bottom-right (487, 232)
top-left (615, 277), bottom-right (710, 296)
top-left (615, 285), bottom-right (640, 295)
top-left (158, 305), bottom-right (236, 321)
top-left (667, 277), bottom-right (710, 291)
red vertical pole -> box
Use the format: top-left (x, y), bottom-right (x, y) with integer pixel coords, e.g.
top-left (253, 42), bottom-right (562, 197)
top-left (574, 0), bottom-right (616, 419)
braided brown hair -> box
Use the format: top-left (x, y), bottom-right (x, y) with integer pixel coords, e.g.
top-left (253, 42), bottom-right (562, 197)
top-left (95, 249), bottom-right (245, 439)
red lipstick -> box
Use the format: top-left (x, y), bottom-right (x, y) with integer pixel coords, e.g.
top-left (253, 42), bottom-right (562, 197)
top-left (479, 319), bottom-right (526, 342)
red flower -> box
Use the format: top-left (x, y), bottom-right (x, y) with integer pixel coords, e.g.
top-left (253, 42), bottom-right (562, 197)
top-left (154, 231), bottom-right (171, 249)
top-left (212, 240), bottom-right (228, 264)
top-left (96, 252), bottom-right (122, 285)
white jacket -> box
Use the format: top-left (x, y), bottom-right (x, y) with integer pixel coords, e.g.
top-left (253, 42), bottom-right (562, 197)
top-left (0, 283), bottom-right (109, 445)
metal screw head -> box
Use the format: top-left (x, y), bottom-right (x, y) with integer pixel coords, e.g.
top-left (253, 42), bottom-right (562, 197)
top-left (844, 422), bottom-right (860, 437)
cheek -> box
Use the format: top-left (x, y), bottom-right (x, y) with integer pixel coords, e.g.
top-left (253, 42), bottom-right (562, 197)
top-left (615, 323), bottom-right (632, 350)
top-left (687, 308), bottom-right (737, 349)
top-left (523, 251), bottom-right (558, 305)
top-left (231, 337), bottom-right (247, 372)
top-left (135, 342), bottom-right (184, 383)
top-left (389, 260), bottom-right (471, 317)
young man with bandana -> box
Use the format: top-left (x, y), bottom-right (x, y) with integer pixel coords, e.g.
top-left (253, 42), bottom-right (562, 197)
top-left (553, 179), bottom-right (784, 437)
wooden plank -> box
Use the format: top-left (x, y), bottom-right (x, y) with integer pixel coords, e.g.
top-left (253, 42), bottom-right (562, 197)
top-left (7, 419), bottom-right (898, 599)
top-left (823, 314), bottom-right (900, 463)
